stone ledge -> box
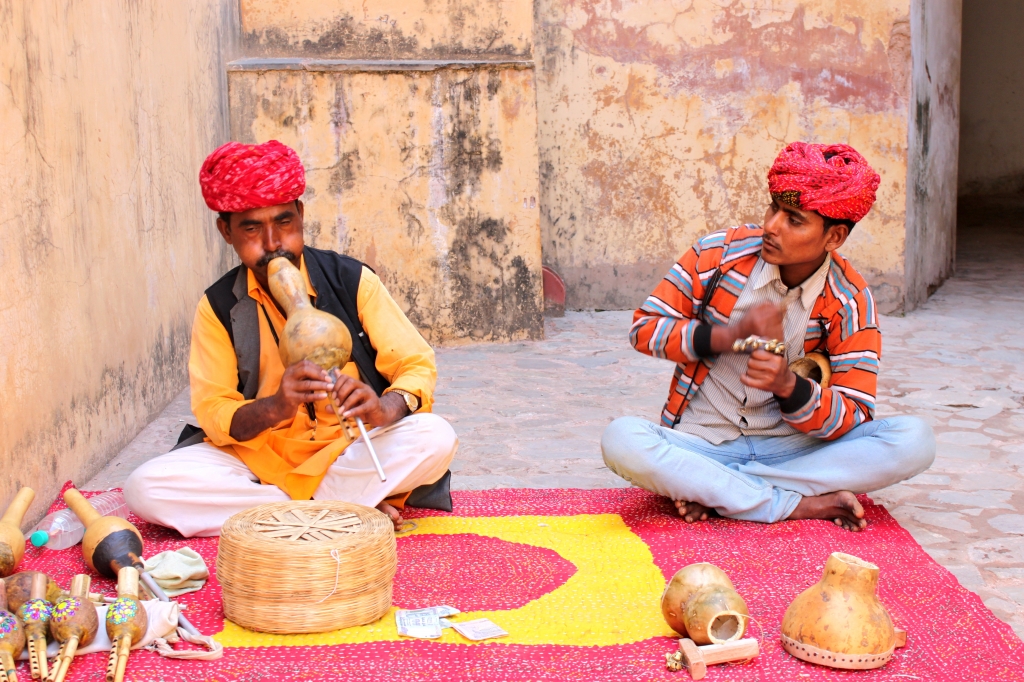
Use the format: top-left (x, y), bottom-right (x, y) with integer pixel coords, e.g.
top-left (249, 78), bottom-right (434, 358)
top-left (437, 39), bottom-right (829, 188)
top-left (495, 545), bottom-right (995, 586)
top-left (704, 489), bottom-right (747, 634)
top-left (228, 58), bottom-right (534, 73)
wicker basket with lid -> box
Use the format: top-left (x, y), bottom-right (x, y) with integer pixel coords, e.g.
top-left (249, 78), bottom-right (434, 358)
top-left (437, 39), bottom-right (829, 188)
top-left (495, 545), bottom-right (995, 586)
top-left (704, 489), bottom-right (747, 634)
top-left (217, 501), bottom-right (396, 634)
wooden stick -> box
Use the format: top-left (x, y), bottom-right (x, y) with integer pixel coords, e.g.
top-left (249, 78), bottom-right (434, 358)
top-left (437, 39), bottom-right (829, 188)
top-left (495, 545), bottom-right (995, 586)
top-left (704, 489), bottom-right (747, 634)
top-left (105, 641), bottom-right (119, 682)
top-left (114, 636), bottom-right (131, 682)
top-left (51, 635), bottom-right (78, 682)
top-left (28, 636), bottom-right (47, 680)
top-left (0, 651), bottom-right (16, 682)
top-left (43, 641), bottom-right (61, 682)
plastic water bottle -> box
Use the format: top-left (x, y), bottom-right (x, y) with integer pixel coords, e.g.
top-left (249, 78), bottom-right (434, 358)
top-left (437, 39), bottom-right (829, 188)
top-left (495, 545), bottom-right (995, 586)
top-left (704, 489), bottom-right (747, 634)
top-left (30, 490), bottom-right (129, 550)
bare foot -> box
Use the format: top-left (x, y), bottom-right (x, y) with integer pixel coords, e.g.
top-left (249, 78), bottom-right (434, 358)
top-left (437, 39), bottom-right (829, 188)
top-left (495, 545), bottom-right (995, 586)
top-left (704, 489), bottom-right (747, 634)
top-left (376, 501), bottom-right (404, 531)
top-left (787, 491), bottom-right (867, 531)
top-left (673, 499), bottom-right (718, 523)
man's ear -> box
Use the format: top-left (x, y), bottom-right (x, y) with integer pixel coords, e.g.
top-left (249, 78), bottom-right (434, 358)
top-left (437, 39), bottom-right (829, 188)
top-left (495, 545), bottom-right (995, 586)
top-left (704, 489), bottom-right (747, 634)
top-left (295, 199), bottom-right (304, 220)
top-left (824, 223), bottom-right (850, 253)
top-left (216, 216), bottom-right (233, 244)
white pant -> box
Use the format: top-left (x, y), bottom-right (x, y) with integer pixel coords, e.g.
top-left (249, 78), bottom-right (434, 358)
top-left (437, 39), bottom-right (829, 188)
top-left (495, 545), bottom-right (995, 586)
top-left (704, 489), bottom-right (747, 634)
top-left (124, 413), bottom-right (458, 537)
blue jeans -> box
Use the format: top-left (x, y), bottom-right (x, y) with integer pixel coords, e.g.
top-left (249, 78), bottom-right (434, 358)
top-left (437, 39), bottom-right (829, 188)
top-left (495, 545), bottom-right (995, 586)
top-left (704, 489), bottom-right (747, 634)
top-left (600, 416), bottom-right (935, 523)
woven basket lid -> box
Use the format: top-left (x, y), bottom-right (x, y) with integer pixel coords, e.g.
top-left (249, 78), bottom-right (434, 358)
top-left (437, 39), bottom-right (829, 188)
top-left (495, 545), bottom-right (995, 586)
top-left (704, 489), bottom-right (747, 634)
top-left (217, 501), bottom-right (396, 634)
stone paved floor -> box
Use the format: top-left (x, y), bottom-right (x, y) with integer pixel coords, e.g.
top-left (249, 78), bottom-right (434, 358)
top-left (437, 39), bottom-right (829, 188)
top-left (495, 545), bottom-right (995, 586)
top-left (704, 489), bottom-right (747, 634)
top-left (88, 196), bottom-right (1024, 638)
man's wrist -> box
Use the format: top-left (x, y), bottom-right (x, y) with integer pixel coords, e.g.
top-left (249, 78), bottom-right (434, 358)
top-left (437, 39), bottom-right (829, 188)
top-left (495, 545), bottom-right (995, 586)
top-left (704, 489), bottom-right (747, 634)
top-left (776, 373), bottom-right (813, 413)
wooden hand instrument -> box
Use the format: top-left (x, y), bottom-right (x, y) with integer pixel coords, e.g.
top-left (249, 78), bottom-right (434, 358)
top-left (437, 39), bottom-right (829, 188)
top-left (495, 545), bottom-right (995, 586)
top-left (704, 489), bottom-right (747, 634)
top-left (105, 567), bottom-right (147, 682)
top-left (0, 579), bottom-right (26, 682)
top-left (62, 489), bottom-right (203, 639)
top-left (0, 488), bottom-right (35, 577)
top-left (666, 638), bottom-right (759, 680)
top-left (17, 573), bottom-right (51, 679)
top-left (267, 256), bottom-right (386, 481)
top-left (48, 575), bottom-right (98, 682)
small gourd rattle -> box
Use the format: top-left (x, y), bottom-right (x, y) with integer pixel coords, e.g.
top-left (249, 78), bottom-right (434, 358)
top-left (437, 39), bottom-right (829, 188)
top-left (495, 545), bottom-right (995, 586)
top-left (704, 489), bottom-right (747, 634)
top-left (105, 567), bottom-right (148, 682)
top-left (0, 578), bottom-right (26, 682)
top-left (48, 575), bottom-right (98, 682)
top-left (17, 572), bottom-right (52, 680)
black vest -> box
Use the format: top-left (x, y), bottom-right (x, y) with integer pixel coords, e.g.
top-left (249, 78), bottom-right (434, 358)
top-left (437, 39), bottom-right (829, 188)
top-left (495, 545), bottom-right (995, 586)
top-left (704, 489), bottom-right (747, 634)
top-left (204, 246), bottom-right (391, 398)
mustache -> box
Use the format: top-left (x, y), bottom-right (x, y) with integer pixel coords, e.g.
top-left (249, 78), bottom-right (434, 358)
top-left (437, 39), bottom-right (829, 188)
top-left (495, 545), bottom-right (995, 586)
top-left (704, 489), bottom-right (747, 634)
top-left (256, 249), bottom-right (299, 269)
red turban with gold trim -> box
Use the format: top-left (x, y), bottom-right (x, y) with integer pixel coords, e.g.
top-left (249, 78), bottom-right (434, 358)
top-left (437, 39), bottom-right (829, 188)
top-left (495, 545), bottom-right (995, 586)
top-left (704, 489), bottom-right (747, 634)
top-left (767, 142), bottom-right (880, 223)
top-left (199, 140), bottom-right (306, 213)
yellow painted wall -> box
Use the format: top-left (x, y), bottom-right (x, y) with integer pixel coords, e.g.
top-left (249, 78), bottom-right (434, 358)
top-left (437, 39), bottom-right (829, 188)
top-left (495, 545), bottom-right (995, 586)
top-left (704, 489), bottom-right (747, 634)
top-left (240, 0), bottom-right (533, 60)
top-left (0, 1), bottom-right (238, 521)
top-left (228, 63), bottom-right (543, 344)
top-left (536, 0), bottom-right (917, 313)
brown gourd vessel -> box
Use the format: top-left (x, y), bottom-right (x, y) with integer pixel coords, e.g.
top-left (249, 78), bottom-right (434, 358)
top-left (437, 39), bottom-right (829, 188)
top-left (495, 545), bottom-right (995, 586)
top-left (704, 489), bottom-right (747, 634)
top-left (660, 563), bottom-right (748, 645)
top-left (4, 572), bottom-right (62, 615)
top-left (48, 574), bottom-right (98, 682)
top-left (63, 489), bottom-right (144, 580)
top-left (790, 352), bottom-right (832, 386)
top-left (267, 256), bottom-right (353, 370)
top-left (17, 573), bottom-right (52, 680)
top-left (781, 552), bottom-right (898, 670)
top-left (0, 579), bottom-right (26, 682)
top-left (0, 488), bottom-right (35, 577)
top-left (105, 567), bottom-right (147, 682)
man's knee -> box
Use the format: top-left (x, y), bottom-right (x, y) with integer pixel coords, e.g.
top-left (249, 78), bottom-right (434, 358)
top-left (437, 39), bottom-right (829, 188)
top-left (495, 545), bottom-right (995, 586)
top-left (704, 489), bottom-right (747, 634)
top-left (415, 413), bottom-right (459, 466)
top-left (123, 457), bottom-right (165, 523)
top-left (601, 416), bottom-right (654, 475)
top-left (884, 415), bottom-right (936, 476)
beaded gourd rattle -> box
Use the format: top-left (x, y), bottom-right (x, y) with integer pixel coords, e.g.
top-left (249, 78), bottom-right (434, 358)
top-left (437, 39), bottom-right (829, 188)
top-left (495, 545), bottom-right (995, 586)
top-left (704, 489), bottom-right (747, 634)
top-left (0, 579), bottom-right (26, 682)
top-left (47, 575), bottom-right (98, 682)
top-left (17, 573), bottom-right (52, 680)
top-left (105, 567), bottom-right (148, 682)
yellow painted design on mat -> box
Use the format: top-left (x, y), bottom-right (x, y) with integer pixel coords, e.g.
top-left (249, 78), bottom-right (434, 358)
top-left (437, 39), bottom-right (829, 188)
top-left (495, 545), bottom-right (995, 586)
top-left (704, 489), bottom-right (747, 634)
top-left (216, 514), bottom-right (674, 647)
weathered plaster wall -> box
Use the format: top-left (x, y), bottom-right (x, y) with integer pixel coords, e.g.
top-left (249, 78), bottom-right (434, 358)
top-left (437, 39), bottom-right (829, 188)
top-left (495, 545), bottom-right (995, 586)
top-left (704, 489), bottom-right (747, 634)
top-left (536, 0), bottom-right (916, 314)
top-left (240, 0), bottom-right (533, 60)
top-left (904, 0), bottom-right (961, 309)
top-left (0, 1), bottom-right (238, 522)
top-left (228, 64), bottom-right (543, 343)
top-left (958, 0), bottom-right (1024, 196)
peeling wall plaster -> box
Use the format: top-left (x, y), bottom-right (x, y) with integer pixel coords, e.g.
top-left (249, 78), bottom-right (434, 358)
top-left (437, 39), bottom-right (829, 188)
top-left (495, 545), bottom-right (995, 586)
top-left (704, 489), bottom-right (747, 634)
top-left (0, 0), bottom-right (238, 521)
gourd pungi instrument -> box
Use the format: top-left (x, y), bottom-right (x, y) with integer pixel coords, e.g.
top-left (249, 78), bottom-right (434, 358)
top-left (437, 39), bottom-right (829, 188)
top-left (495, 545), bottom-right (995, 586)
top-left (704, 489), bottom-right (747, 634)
top-left (4, 572), bottom-right (62, 616)
top-left (660, 563), bottom-right (749, 646)
top-left (267, 256), bottom-right (386, 481)
top-left (48, 575), bottom-right (98, 682)
top-left (0, 488), bottom-right (35, 577)
top-left (0, 579), bottom-right (26, 682)
top-left (105, 567), bottom-right (148, 682)
top-left (62, 489), bottom-right (203, 640)
top-left (17, 573), bottom-right (52, 680)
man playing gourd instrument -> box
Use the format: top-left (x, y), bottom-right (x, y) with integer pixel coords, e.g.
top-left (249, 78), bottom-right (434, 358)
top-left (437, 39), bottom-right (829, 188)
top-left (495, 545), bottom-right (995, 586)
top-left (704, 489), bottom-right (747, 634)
top-left (601, 142), bottom-right (935, 531)
top-left (125, 141), bottom-right (457, 535)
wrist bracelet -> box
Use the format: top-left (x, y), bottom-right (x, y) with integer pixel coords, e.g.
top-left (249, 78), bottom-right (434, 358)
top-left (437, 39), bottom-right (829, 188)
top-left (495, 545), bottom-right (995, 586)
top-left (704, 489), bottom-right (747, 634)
top-left (732, 335), bottom-right (787, 356)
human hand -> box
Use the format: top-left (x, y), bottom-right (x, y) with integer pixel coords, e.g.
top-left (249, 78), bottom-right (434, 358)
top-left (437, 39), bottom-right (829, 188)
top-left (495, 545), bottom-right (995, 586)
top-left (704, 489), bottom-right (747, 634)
top-left (272, 360), bottom-right (334, 419)
top-left (326, 372), bottom-right (398, 427)
top-left (741, 349), bottom-right (797, 397)
top-left (731, 302), bottom-right (785, 342)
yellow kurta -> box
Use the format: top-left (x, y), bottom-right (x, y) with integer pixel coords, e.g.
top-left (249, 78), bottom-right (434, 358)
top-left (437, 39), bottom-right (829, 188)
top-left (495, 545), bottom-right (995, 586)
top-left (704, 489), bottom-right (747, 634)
top-left (188, 255), bottom-right (436, 500)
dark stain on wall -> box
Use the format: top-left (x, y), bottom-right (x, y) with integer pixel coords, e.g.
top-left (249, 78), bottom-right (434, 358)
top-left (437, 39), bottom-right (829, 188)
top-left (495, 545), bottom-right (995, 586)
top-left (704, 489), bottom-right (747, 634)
top-left (446, 73), bottom-right (504, 196)
top-left (244, 15), bottom-right (527, 61)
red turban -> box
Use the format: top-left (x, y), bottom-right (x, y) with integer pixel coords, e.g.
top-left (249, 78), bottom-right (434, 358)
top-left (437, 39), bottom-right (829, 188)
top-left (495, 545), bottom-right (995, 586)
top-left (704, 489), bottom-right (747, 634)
top-left (767, 142), bottom-right (880, 223)
top-left (199, 140), bottom-right (306, 213)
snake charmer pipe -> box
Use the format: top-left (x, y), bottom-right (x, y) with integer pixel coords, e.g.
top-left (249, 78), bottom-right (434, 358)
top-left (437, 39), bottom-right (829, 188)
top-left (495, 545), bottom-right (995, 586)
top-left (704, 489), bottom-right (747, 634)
top-left (267, 256), bottom-right (386, 481)
top-left (0, 579), bottom-right (26, 682)
top-left (105, 567), bottom-right (147, 682)
top-left (17, 573), bottom-right (51, 680)
top-left (47, 575), bottom-right (98, 682)
top-left (62, 489), bottom-right (203, 638)
top-left (0, 488), bottom-right (35, 577)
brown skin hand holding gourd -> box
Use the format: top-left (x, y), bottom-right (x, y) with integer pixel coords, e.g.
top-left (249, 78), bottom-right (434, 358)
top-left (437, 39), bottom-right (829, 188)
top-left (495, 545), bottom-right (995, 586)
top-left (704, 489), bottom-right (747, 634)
top-left (48, 575), bottom-right (98, 682)
top-left (105, 567), bottom-right (147, 682)
top-left (18, 573), bottom-right (51, 680)
top-left (0, 488), bottom-right (35, 578)
top-left (0, 579), bottom-right (26, 682)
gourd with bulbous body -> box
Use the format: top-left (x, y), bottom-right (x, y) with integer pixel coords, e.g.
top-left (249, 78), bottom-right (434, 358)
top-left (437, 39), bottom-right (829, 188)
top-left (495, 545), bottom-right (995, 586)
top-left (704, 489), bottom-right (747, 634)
top-left (0, 579), bottom-right (26, 682)
top-left (63, 489), bottom-right (144, 581)
top-left (0, 488), bottom-right (35, 578)
top-left (5, 572), bottom-right (62, 615)
top-left (660, 563), bottom-right (748, 645)
top-left (267, 256), bottom-right (353, 371)
top-left (781, 552), bottom-right (896, 670)
top-left (105, 567), bottom-right (148, 682)
top-left (17, 572), bottom-right (51, 680)
top-left (49, 575), bottom-right (99, 682)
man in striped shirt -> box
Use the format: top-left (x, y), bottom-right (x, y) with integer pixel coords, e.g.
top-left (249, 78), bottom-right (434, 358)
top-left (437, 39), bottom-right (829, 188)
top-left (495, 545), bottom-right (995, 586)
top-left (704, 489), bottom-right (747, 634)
top-left (601, 142), bottom-right (935, 531)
